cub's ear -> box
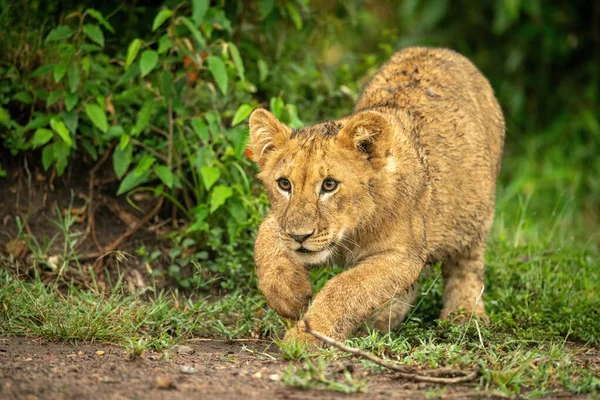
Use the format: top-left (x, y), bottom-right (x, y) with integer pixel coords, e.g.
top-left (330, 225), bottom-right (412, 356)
top-left (337, 110), bottom-right (392, 168)
top-left (248, 108), bottom-right (291, 167)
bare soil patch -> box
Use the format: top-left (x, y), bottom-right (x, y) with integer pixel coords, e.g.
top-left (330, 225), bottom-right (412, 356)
top-left (0, 337), bottom-right (515, 400)
top-left (0, 161), bottom-right (173, 290)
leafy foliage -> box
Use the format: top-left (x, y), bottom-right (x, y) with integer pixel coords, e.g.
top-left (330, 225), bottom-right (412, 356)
top-left (0, 1), bottom-right (308, 285)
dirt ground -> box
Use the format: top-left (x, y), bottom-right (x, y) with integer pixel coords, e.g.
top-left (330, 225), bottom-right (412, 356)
top-left (0, 337), bottom-right (520, 400)
top-left (0, 160), bottom-right (179, 291)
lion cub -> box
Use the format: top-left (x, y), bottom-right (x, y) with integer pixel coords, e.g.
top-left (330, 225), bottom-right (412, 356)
top-left (248, 47), bottom-right (505, 345)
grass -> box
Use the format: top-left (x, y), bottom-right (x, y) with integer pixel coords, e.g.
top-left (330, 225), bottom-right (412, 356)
top-left (0, 269), bottom-right (284, 349)
top-left (282, 358), bottom-right (368, 393)
top-left (1, 138), bottom-right (599, 398)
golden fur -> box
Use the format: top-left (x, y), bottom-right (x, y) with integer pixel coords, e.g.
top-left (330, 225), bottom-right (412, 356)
top-left (248, 47), bottom-right (505, 344)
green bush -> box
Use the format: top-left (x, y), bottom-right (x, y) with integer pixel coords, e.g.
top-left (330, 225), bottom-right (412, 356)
top-left (0, 1), bottom-right (307, 247)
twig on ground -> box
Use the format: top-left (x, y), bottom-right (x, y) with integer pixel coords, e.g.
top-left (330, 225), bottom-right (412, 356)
top-left (187, 338), bottom-right (272, 343)
top-left (101, 194), bottom-right (140, 229)
top-left (303, 320), bottom-right (480, 384)
top-left (82, 196), bottom-right (164, 260)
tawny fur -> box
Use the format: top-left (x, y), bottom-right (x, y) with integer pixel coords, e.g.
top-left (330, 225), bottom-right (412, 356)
top-left (248, 47), bottom-right (505, 345)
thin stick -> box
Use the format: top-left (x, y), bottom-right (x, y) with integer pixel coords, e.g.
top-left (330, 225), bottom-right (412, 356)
top-left (82, 197), bottom-right (164, 260)
top-left (303, 320), bottom-right (479, 384)
top-left (75, 143), bottom-right (115, 251)
top-left (187, 338), bottom-right (272, 343)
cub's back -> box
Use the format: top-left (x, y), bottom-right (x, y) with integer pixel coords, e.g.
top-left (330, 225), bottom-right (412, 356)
top-left (356, 47), bottom-right (504, 174)
top-left (356, 47), bottom-right (505, 258)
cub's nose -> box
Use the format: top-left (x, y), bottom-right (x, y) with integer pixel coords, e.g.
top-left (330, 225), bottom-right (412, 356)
top-left (288, 230), bottom-right (314, 243)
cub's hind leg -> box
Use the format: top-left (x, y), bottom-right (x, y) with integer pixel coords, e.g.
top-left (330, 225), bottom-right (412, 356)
top-left (440, 242), bottom-right (489, 323)
top-left (368, 283), bottom-right (418, 332)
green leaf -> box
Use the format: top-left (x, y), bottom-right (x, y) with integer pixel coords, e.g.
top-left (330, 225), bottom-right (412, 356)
top-left (135, 155), bottom-right (155, 175)
top-left (228, 42), bottom-right (245, 81)
top-left (192, 0), bottom-right (210, 25)
top-left (0, 107), bottom-right (9, 127)
top-left (113, 143), bottom-right (132, 179)
top-left (116, 63), bottom-right (139, 86)
top-left (131, 100), bottom-right (156, 136)
top-left (191, 118), bottom-right (209, 141)
top-left (85, 104), bottom-right (108, 133)
top-left (270, 97), bottom-right (284, 119)
top-left (178, 17), bottom-right (206, 49)
top-left (160, 70), bottom-right (173, 100)
top-left (41, 145), bottom-right (54, 171)
top-left (503, 0), bottom-right (520, 21)
top-left (64, 93), bottom-right (79, 111)
top-left (62, 110), bottom-right (78, 133)
top-left (46, 91), bottom-right (62, 108)
top-left (82, 56), bottom-right (91, 76)
top-left (50, 117), bottom-right (72, 147)
top-left (14, 91), bottom-right (33, 104)
top-left (155, 165), bottom-right (175, 188)
top-left (24, 115), bottom-right (49, 130)
top-left (46, 26), bottom-right (75, 42)
top-left (229, 198), bottom-right (247, 224)
top-left (82, 139), bottom-right (98, 160)
top-left (200, 166), bottom-right (221, 191)
top-left (119, 134), bottom-right (130, 150)
top-left (286, 104), bottom-right (303, 129)
top-left (86, 9), bottom-right (115, 33)
top-left (97, 96), bottom-right (106, 110)
top-left (258, 59), bottom-right (269, 82)
top-left (207, 56), bottom-right (228, 95)
top-left (259, 0), bottom-right (275, 19)
top-left (209, 185), bottom-right (233, 213)
top-left (32, 129), bottom-right (54, 148)
top-left (53, 62), bottom-right (67, 83)
top-left (139, 50), bottom-right (158, 77)
top-left (157, 35), bottom-right (172, 54)
top-left (31, 64), bottom-right (54, 78)
top-left (83, 24), bottom-right (104, 46)
top-left (233, 128), bottom-right (249, 159)
top-left (107, 125), bottom-right (125, 140)
top-left (125, 39), bottom-right (142, 70)
top-left (117, 170), bottom-right (150, 196)
top-left (152, 9), bottom-right (173, 31)
top-left (231, 104), bottom-right (253, 126)
top-left (53, 141), bottom-right (70, 176)
top-left (285, 3), bottom-right (303, 29)
top-left (67, 64), bottom-right (80, 93)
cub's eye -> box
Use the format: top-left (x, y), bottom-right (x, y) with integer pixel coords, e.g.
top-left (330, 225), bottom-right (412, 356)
top-left (277, 178), bottom-right (292, 192)
top-left (321, 178), bottom-right (338, 193)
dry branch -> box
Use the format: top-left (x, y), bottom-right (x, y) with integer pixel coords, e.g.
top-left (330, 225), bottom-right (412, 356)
top-left (82, 196), bottom-right (164, 260)
top-left (303, 320), bottom-right (479, 384)
top-left (75, 142), bottom-right (115, 252)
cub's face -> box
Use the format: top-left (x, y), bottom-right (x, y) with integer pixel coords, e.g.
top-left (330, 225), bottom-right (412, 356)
top-left (249, 109), bottom-right (394, 265)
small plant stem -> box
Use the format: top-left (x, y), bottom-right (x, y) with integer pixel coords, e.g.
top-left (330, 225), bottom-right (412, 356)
top-left (167, 99), bottom-right (173, 170)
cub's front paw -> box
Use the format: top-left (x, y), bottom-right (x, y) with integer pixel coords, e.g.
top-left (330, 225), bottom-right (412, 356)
top-left (261, 276), bottom-right (312, 320)
top-left (283, 320), bottom-right (321, 349)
